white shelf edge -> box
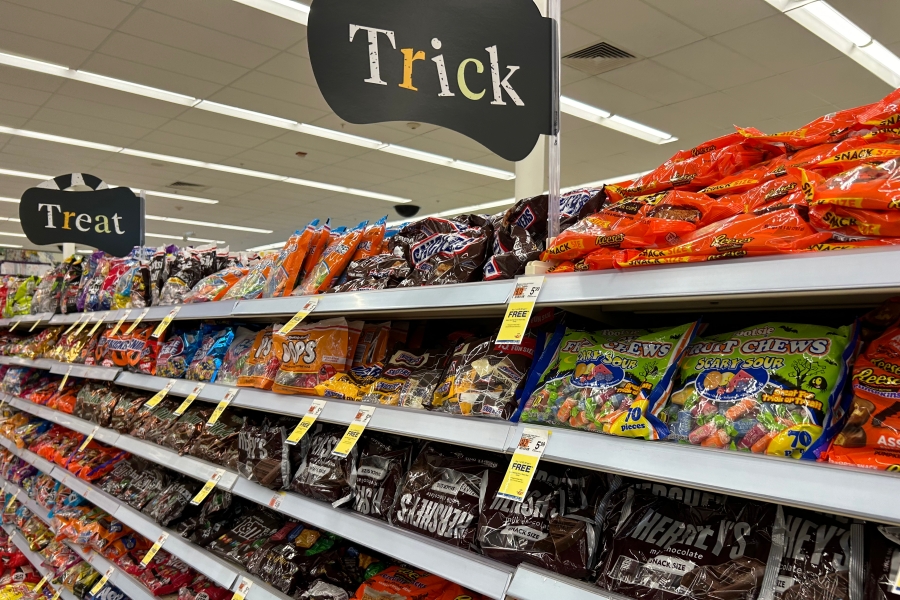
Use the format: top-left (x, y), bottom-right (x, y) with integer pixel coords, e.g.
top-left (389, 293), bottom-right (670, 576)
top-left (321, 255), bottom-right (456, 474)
top-left (231, 477), bottom-right (514, 599)
top-left (506, 565), bottom-right (622, 600)
top-left (66, 540), bottom-right (158, 600)
top-left (49, 362), bottom-right (121, 381)
top-left (3, 526), bottom-right (80, 600)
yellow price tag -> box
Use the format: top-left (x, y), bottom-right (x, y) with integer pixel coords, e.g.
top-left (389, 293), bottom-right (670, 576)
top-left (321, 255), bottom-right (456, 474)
top-left (497, 428), bottom-right (549, 502)
top-left (59, 366), bottom-right (73, 392)
top-left (78, 426), bottom-right (99, 452)
top-left (8, 320), bottom-right (18, 331)
top-left (332, 405), bottom-right (375, 457)
top-left (50, 589), bottom-right (61, 600)
top-left (5, 490), bottom-right (18, 510)
top-left (33, 575), bottom-right (49, 593)
top-left (152, 307), bottom-right (180, 339)
top-left (125, 308), bottom-right (150, 334)
top-left (207, 389), bottom-right (238, 426)
top-left (74, 314), bottom-right (92, 335)
top-left (140, 533), bottom-right (168, 568)
top-left (88, 312), bottom-right (110, 337)
top-left (145, 379), bottom-right (177, 408)
top-left (286, 400), bottom-right (326, 445)
top-left (89, 567), bottom-right (114, 596)
top-left (496, 276), bottom-right (544, 344)
top-left (28, 319), bottom-right (41, 332)
top-left (268, 491), bottom-right (286, 510)
top-left (190, 468), bottom-right (226, 505)
top-left (174, 383), bottom-right (205, 416)
top-left (278, 298), bottom-right (319, 334)
top-left (233, 577), bottom-right (253, 600)
top-left (109, 310), bottom-right (131, 337)
top-left (63, 315), bottom-right (84, 335)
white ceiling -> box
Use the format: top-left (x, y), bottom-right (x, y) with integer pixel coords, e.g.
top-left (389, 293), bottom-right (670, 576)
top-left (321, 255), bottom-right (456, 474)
top-left (0, 0), bottom-right (895, 251)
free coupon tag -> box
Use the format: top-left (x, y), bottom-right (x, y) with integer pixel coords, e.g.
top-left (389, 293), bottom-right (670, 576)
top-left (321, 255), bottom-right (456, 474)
top-left (332, 405), bottom-right (375, 457)
top-left (497, 428), bottom-right (549, 502)
top-left (278, 298), bottom-right (319, 334)
top-left (495, 276), bottom-right (544, 344)
top-left (286, 400), bottom-right (326, 444)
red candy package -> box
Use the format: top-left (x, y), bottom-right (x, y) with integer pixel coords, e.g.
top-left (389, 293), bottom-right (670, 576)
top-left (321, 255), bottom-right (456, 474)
top-left (738, 103), bottom-right (873, 149)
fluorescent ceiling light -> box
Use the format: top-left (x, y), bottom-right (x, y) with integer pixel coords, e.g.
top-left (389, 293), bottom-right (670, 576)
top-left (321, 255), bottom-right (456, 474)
top-left (146, 232), bottom-right (226, 244)
top-left (145, 214), bottom-right (272, 233)
top-left (231, 0), bottom-right (309, 25)
top-left (0, 126), bottom-right (411, 203)
top-left (0, 232), bottom-right (27, 238)
top-left (0, 51), bottom-right (514, 179)
top-left (380, 145), bottom-right (454, 166)
top-left (772, 0), bottom-right (900, 87)
top-left (0, 217), bottom-right (20, 222)
top-left (0, 197), bottom-right (20, 204)
top-left (560, 96), bottom-right (677, 144)
top-left (0, 244), bottom-right (23, 248)
top-left (0, 168), bottom-right (49, 180)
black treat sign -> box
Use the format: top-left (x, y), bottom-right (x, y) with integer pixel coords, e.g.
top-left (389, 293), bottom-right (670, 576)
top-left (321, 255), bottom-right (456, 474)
top-left (308, 0), bottom-right (553, 162)
top-left (19, 173), bottom-right (145, 257)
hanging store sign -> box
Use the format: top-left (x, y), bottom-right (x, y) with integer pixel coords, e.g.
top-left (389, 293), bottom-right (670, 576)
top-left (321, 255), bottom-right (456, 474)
top-left (308, 0), bottom-right (553, 162)
top-left (19, 173), bottom-right (145, 257)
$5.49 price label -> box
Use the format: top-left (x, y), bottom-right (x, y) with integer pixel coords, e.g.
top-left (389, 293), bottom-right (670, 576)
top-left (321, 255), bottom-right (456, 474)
top-left (332, 405), bottom-right (375, 457)
top-left (174, 383), bottom-right (205, 416)
top-left (145, 379), bottom-right (177, 408)
top-left (152, 307), bottom-right (180, 338)
top-left (495, 276), bottom-right (544, 345)
top-left (286, 400), bottom-right (326, 444)
top-left (496, 428), bottom-right (549, 502)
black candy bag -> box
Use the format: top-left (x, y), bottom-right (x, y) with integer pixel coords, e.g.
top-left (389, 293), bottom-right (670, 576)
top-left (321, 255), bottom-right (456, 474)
top-left (351, 434), bottom-right (413, 521)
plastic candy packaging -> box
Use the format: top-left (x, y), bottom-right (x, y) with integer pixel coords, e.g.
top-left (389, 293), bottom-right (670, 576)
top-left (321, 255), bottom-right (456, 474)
top-left (738, 103), bottom-right (872, 149)
top-left (222, 255), bottom-right (275, 301)
top-left (668, 322), bottom-right (855, 459)
top-left (160, 248), bottom-right (206, 305)
top-left (810, 158), bottom-right (900, 237)
top-left (351, 434), bottom-right (413, 521)
top-left (350, 216), bottom-right (387, 262)
top-left (237, 326), bottom-right (280, 390)
top-left (352, 566), bottom-right (481, 600)
top-left (395, 215), bottom-right (492, 288)
top-left (186, 324), bottom-right (235, 382)
top-left (216, 327), bottom-right (257, 385)
top-left (298, 221), bottom-right (368, 295)
top-left (289, 423), bottom-right (355, 507)
top-left (271, 318), bottom-right (349, 395)
top-left (300, 218), bottom-right (331, 283)
top-left (183, 266), bottom-right (248, 304)
top-left (264, 222), bottom-right (316, 298)
top-left (156, 327), bottom-right (202, 379)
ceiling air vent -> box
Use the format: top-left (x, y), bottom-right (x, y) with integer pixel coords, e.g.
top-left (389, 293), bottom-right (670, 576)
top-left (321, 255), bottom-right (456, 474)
top-left (167, 181), bottom-right (210, 193)
top-left (563, 42), bottom-right (639, 75)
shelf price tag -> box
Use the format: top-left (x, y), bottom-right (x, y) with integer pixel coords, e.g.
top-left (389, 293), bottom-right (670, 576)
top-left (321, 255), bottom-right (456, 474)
top-left (332, 406), bottom-right (375, 457)
top-left (33, 574), bottom-right (49, 593)
top-left (74, 313), bottom-right (92, 335)
top-left (50, 589), bottom-right (61, 600)
top-left (59, 366), bottom-right (73, 391)
top-left (152, 307), bottom-right (180, 339)
top-left (88, 312), bottom-right (110, 336)
top-left (89, 567), bottom-right (114, 596)
top-left (109, 310), bottom-right (131, 337)
top-left (8, 320), bottom-right (18, 332)
top-left (174, 383), bottom-right (205, 416)
top-left (145, 379), bottom-right (177, 408)
top-left (28, 319), bottom-right (41, 332)
top-left (278, 298), bottom-right (319, 334)
top-left (4, 489), bottom-right (17, 510)
top-left (191, 468), bottom-right (226, 505)
top-left (497, 428), bottom-right (549, 502)
top-left (233, 577), bottom-right (253, 600)
top-left (286, 400), bottom-right (326, 445)
top-left (78, 427), bottom-right (99, 452)
top-left (63, 315), bottom-right (84, 335)
top-left (125, 308), bottom-right (150, 334)
top-left (268, 491), bottom-right (286, 510)
top-left (496, 276), bottom-right (544, 345)
top-left (140, 532), bottom-right (169, 568)
top-left (207, 388), bottom-right (238, 426)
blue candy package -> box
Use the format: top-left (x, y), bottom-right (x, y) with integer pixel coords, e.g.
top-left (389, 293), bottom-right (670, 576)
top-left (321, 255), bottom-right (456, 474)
top-left (186, 324), bottom-right (235, 382)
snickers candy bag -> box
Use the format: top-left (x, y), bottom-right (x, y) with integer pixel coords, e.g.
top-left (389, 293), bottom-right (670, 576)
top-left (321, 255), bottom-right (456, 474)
top-left (776, 507), bottom-right (864, 600)
top-left (478, 464), bottom-right (600, 579)
top-left (289, 423), bottom-right (356, 508)
top-left (392, 444), bottom-right (500, 550)
top-left (866, 524), bottom-right (900, 600)
top-left (351, 434), bottom-right (413, 521)
top-left (393, 215), bottom-right (492, 287)
top-left (597, 487), bottom-right (782, 600)
top-left (503, 188), bottom-right (604, 244)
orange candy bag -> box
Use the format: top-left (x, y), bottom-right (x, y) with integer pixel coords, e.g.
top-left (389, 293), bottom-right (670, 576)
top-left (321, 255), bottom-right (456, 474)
top-left (297, 221), bottom-right (368, 295)
top-left (353, 566), bottom-right (485, 600)
top-left (264, 221), bottom-right (317, 298)
top-left (810, 158), bottom-right (900, 237)
top-left (271, 317), bottom-right (349, 395)
top-left (350, 216), bottom-right (387, 262)
top-left (237, 326), bottom-right (280, 390)
top-left (615, 205), bottom-right (830, 268)
top-left (827, 322), bottom-right (900, 471)
top-left (722, 167), bottom-right (823, 214)
top-left (544, 190), bottom-right (737, 261)
top-left (300, 218), bottom-right (331, 282)
top-left (738, 103), bottom-right (873, 149)
top-left (810, 141), bottom-right (900, 176)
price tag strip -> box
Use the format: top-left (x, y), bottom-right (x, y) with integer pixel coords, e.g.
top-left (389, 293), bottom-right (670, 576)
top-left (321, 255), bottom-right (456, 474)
top-left (233, 577), bottom-right (253, 600)
top-left (109, 310), bottom-right (131, 337)
top-left (58, 366), bottom-right (73, 392)
top-left (88, 312), bottom-right (110, 337)
top-left (74, 314), bottom-right (92, 335)
top-left (8, 320), bottom-right (18, 332)
top-left (495, 275), bottom-right (544, 345)
top-left (89, 567), bottom-right (115, 596)
top-left (152, 307), bottom-right (180, 339)
top-left (278, 298), bottom-right (319, 334)
top-left (63, 315), bottom-right (83, 335)
top-left (174, 383), bottom-right (205, 416)
top-left (78, 427), bottom-right (99, 452)
top-left (497, 428), bottom-right (550, 502)
top-left (191, 468), bottom-right (226, 505)
top-left (50, 589), bottom-right (61, 600)
top-left (33, 575), bottom-right (49, 593)
top-left (28, 319), bottom-right (41, 332)
top-left (4, 489), bottom-right (17, 510)
top-left (207, 388), bottom-right (238, 426)
top-left (286, 400), bottom-right (326, 444)
top-left (332, 406), bottom-right (375, 457)
top-left (268, 491), bottom-right (286, 510)
top-left (124, 307), bottom-right (150, 334)
top-left (140, 532), bottom-right (169, 567)
top-left (145, 379), bottom-right (177, 408)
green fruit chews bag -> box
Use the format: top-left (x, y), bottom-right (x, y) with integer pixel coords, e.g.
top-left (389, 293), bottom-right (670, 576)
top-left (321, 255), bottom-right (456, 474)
top-left (521, 323), bottom-right (698, 440)
top-left (665, 322), bottom-right (856, 459)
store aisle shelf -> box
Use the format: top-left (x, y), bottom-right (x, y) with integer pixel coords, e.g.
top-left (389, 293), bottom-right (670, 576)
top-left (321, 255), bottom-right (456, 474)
top-left (0, 357), bottom-right (55, 369)
top-left (1, 478), bottom-right (51, 524)
top-left (114, 372), bottom-right (234, 401)
top-left (230, 477), bottom-right (514, 600)
top-left (3, 526), bottom-right (80, 600)
top-left (66, 541), bottom-right (158, 600)
top-left (3, 395), bottom-right (120, 445)
top-left (49, 362), bottom-right (121, 381)
top-left (507, 565), bottom-right (621, 600)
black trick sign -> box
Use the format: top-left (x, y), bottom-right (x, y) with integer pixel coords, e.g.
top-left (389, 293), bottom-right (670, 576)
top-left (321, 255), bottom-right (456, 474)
top-left (308, 0), bottom-right (553, 162)
top-left (19, 173), bottom-right (145, 257)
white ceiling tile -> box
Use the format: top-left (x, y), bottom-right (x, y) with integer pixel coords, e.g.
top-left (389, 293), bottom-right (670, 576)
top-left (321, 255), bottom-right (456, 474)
top-left (227, 71), bottom-right (331, 113)
top-left (562, 75), bottom-right (662, 116)
top-left (0, 82), bottom-right (54, 107)
top-left (0, 114), bottom-right (30, 129)
top-left (720, 72), bottom-right (833, 124)
top-left (799, 54), bottom-right (893, 110)
top-left (4, 0), bottom-right (136, 30)
top-left (42, 91), bottom-right (175, 129)
top-left (117, 9), bottom-right (280, 70)
top-left (126, 137), bottom-right (237, 163)
top-left (77, 54), bottom-right (223, 99)
top-left (830, 0), bottom-right (900, 46)
top-left (285, 38), bottom-right (309, 59)
top-left (560, 19), bottom-right (602, 56)
top-left (53, 79), bottom-right (189, 120)
top-left (305, 114), bottom-right (421, 145)
top-left (642, 0), bottom-right (777, 36)
top-left (97, 33), bottom-right (247, 86)
top-left (206, 87), bottom-right (328, 124)
top-left (29, 106), bottom-right (153, 140)
top-left (653, 39), bottom-right (773, 89)
top-left (0, 29), bottom-right (92, 68)
top-left (0, 2), bottom-right (112, 51)
top-left (599, 59), bottom-right (715, 105)
top-left (255, 52), bottom-right (318, 88)
top-left (561, 65), bottom-right (593, 87)
top-left (0, 65), bottom-right (66, 94)
top-left (563, 0), bottom-right (705, 57)
top-left (159, 118), bottom-right (274, 148)
top-left (0, 99), bottom-right (39, 120)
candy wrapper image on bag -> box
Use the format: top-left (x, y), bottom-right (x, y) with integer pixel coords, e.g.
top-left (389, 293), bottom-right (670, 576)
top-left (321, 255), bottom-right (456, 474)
top-left (668, 322), bottom-right (856, 458)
